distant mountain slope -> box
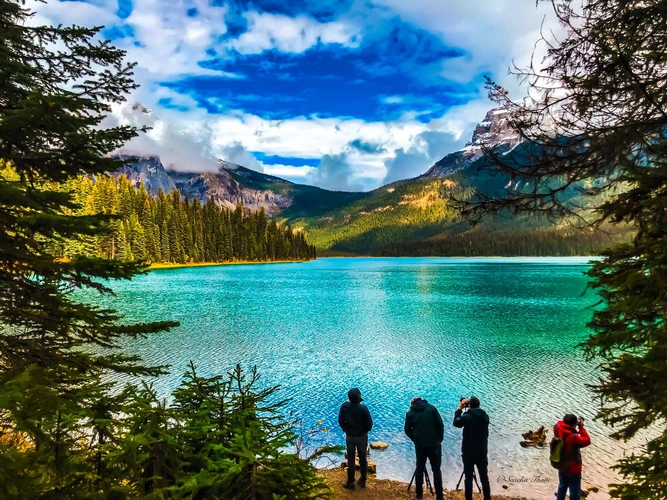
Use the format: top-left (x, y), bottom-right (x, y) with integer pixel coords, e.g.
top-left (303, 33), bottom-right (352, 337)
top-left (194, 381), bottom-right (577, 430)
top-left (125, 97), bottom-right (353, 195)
top-left (282, 109), bottom-right (632, 256)
top-left (418, 107), bottom-right (520, 180)
top-left (114, 155), bottom-right (365, 217)
top-left (116, 107), bottom-right (633, 256)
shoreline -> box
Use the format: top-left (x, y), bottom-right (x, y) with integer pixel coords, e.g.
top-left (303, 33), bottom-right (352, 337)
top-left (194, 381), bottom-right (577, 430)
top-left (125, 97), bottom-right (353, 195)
top-left (318, 467), bottom-right (539, 500)
top-left (145, 255), bottom-right (598, 271)
top-left (147, 259), bottom-right (311, 270)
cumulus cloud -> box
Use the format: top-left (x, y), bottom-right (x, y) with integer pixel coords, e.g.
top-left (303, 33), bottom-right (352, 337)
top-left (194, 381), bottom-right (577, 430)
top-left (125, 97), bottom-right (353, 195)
top-left (227, 12), bottom-right (362, 55)
top-left (263, 164), bottom-right (316, 182)
top-left (218, 142), bottom-right (264, 172)
top-left (348, 139), bottom-right (385, 155)
top-left (28, 0), bottom-right (560, 191)
top-left (104, 101), bottom-right (221, 172)
top-left (373, 0), bottom-right (561, 94)
top-left (308, 153), bottom-right (364, 191)
top-left (29, 0), bottom-right (233, 78)
top-left (383, 130), bottom-right (462, 184)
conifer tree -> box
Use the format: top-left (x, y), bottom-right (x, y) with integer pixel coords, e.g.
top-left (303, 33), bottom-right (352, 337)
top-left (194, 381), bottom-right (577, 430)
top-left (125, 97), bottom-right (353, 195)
top-left (0, 0), bottom-right (177, 495)
top-left (465, 1), bottom-right (667, 496)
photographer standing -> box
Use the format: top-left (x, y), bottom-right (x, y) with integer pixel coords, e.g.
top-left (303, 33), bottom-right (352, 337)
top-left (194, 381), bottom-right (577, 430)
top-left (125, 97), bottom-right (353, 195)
top-left (338, 388), bottom-right (373, 489)
top-left (404, 397), bottom-right (445, 500)
top-left (453, 396), bottom-right (491, 500)
top-left (553, 414), bottom-right (591, 500)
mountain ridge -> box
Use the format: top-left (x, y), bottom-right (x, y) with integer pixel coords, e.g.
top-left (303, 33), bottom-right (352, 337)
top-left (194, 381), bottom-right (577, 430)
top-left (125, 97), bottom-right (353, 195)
top-left (113, 108), bottom-right (632, 256)
top-left (115, 107), bottom-right (516, 216)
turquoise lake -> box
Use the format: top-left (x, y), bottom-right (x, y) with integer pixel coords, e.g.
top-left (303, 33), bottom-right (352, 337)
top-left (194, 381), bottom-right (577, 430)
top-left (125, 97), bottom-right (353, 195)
top-left (99, 257), bottom-right (634, 498)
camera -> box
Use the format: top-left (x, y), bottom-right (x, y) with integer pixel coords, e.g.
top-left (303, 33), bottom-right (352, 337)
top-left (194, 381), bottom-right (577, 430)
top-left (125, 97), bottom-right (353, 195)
top-left (460, 397), bottom-right (469, 409)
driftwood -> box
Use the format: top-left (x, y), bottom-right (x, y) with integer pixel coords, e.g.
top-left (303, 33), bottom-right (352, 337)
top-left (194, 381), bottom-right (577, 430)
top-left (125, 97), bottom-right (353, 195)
top-left (519, 425), bottom-right (547, 447)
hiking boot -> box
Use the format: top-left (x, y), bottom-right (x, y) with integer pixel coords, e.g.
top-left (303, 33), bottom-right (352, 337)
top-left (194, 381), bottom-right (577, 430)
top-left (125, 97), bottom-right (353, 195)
top-left (342, 482), bottom-right (355, 490)
top-left (357, 479), bottom-right (366, 488)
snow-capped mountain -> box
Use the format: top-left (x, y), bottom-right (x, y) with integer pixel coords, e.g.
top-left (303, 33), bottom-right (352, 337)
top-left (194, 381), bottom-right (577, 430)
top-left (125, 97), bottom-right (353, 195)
top-left (419, 107), bottom-right (520, 179)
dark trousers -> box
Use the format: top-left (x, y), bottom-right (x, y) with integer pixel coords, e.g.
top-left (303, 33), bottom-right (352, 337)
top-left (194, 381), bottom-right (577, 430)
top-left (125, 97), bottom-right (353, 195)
top-left (415, 445), bottom-right (443, 498)
top-left (462, 455), bottom-right (491, 500)
top-left (556, 471), bottom-right (581, 500)
top-left (345, 434), bottom-right (368, 484)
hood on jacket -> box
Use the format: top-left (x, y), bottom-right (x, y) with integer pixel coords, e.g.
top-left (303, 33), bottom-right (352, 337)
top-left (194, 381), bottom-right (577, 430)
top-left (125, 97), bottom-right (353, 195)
top-left (554, 419), bottom-right (576, 437)
top-left (410, 398), bottom-right (429, 412)
top-left (467, 407), bottom-right (489, 423)
top-left (348, 388), bottom-right (363, 403)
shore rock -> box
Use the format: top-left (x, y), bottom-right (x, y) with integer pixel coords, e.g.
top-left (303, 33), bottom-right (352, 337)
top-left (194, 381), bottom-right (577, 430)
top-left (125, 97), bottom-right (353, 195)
top-left (370, 442), bottom-right (389, 450)
top-left (341, 458), bottom-right (377, 474)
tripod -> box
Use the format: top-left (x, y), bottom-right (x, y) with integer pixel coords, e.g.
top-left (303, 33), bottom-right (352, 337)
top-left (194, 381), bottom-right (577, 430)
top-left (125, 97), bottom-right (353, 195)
top-left (407, 467), bottom-right (434, 495)
top-left (455, 466), bottom-right (482, 493)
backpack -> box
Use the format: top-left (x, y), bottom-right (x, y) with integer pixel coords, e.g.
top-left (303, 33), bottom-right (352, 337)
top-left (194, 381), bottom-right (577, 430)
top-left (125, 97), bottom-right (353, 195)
top-left (550, 431), bottom-right (577, 470)
top-left (549, 435), bottom-right (565, 469)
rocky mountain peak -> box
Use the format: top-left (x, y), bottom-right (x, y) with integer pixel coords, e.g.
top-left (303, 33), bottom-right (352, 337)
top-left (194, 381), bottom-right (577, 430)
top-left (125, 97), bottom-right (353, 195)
top-left (419, 107), bottom-right (521, 180)
top-left (112, 156), bottom-right (292, 216)
top-left (466, 107), bottom-right (519, 150)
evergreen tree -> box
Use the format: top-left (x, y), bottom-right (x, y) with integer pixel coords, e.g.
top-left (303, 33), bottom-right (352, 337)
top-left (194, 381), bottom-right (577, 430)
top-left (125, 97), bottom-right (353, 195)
top-left (466, 1), bottom-right (667, 496)
top-left (0, 1), bottom-right (177, 496)
top-left (166, 364), bottom-right (332, 500)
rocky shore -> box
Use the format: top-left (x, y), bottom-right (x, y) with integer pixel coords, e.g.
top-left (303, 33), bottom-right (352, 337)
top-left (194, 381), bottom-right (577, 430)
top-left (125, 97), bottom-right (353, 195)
top-left (318, 468), bottom-right (537, 500)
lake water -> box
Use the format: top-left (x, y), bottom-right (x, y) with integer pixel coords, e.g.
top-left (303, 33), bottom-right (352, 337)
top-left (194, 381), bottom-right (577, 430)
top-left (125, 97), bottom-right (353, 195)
top-left (99, 257), bottom-right (637, 499)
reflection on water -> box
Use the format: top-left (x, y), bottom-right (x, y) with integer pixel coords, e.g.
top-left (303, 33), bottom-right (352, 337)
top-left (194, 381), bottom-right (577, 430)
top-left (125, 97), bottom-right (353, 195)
top-left (94, 257), bottom-right (639, 499)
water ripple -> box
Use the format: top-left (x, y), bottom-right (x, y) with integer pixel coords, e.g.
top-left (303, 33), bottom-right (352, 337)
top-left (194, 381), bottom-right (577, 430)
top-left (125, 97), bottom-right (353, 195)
top-left (91, 258), bottom-right (639, 499)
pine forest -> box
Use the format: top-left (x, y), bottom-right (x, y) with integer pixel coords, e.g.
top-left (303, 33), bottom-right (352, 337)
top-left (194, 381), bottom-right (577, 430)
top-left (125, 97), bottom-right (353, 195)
top-left (59, 173), bottom-right (316, 264)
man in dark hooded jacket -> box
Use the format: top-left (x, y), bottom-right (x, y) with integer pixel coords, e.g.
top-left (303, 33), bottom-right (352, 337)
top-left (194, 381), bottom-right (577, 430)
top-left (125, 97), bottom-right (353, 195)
top-left (404, 397), bottom-right (444, 500)
top-left (338, 388), bottom-right (373, 489)
top-left (453, 396), bottom-right (491, 500)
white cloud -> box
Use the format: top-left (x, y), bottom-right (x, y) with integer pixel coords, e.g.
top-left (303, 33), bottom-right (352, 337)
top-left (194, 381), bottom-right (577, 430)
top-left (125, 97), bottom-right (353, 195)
top-left (27, 0), bottom-right (561, 191)
top-left (104, 100), bottom-right (221, 172)
top-left (264, 164), bottom-right (316, 182)
top-left (308, 153), bottom-right (364, 192)
top-left (30, 0), bottom-right (232, 78)
top-left (374, 0), bottom-right (562, 95)
top-left (101, 95), bottom-right (488, 191)
top-left (383, 129), bottom-right (462, 184)
top-left (227, 12), bottom-right (362, 55)
top-left (26, 0), bottom-right (118, 28)
top-left (218, 142), bottom-right (264, 172)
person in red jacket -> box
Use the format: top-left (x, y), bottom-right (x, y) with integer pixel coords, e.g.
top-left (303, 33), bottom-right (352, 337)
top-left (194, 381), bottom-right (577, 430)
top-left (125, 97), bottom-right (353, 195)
top-left (553, 413), bottom-right (591, 500)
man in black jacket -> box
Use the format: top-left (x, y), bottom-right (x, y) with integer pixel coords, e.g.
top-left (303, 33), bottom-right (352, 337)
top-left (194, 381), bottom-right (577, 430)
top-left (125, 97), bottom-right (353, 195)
top-left (404, 397), bottom-right (444, 500)
top-left (453, 396), bottom-right (491, 500)
top-left (338, 388), bottom-right (373, 489)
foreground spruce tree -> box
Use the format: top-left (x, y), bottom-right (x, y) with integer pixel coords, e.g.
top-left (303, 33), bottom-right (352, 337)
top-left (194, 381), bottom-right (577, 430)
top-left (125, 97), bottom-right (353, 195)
top-left (465, 0), bottom-right (667, 497)
top-left (0, 0), bottom-right (179, 496)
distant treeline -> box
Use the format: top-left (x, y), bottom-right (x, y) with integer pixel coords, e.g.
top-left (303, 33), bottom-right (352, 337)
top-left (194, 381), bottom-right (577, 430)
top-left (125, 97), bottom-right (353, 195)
top-left (60, 174), bottom-right (316, 263)
top-left (374, 226), bottom-right (632, 257)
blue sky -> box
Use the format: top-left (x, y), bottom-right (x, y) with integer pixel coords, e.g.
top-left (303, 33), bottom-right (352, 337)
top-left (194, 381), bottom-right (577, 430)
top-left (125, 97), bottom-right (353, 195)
top-left (33, 0), bottom-right (555, 191)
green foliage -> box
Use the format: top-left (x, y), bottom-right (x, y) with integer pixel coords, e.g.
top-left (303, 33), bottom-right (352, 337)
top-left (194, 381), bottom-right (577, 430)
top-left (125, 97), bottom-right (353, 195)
top-left (103, 364), bottom-right (332, 500)
top-left (58, 174), bottom-right (316, 264)
top-left (466, 0), bottom-right (667, 496)
top-left (288, 173), bottom-right (631, 256)
top-left (0, 2), bottom-right (327, 498)
top-left (0, 0), bottom-right (179, 496)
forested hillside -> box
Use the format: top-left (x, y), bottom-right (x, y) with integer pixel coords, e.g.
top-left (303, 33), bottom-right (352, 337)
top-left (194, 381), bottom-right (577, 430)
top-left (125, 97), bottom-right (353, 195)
top-left (58, 173), bottom-right (316, 264)
top-left (286, 165), bottom-right (632, 256)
